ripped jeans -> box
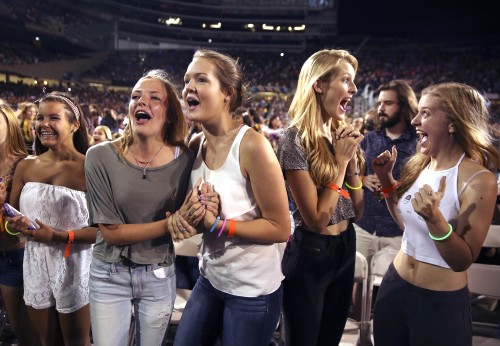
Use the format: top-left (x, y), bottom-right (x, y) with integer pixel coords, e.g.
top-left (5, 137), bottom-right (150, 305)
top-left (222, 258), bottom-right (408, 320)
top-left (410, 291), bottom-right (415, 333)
top-left (89, 257), bottom-right (176, 346)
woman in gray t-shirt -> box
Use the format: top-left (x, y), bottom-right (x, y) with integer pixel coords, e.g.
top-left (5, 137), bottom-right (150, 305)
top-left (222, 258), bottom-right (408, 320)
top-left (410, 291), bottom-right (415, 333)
top-left (85, 69), bottom-right (210, 345)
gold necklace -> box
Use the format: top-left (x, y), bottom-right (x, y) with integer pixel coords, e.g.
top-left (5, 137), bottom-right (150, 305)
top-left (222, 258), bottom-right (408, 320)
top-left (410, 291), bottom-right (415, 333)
top-left (129, 143), bottom-right (165, 179)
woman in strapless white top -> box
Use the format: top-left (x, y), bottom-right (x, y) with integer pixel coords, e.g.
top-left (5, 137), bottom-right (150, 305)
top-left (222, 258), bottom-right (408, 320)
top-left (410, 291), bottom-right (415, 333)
top-left (372, 83), bottom-right (499, 346)
top-left (8, 92), bottom-right (97, 346)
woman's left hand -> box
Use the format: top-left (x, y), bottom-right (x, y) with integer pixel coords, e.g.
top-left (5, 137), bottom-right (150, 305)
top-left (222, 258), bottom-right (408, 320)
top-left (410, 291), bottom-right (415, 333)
top-left (411, 176), bottom-right (446, 222)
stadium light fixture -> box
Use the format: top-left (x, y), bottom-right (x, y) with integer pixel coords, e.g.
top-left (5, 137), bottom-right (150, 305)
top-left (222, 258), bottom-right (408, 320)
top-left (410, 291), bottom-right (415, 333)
top-left (262, 24), bottom-right (274, 31)
top-left (166, 17), bottom-right (182, 26)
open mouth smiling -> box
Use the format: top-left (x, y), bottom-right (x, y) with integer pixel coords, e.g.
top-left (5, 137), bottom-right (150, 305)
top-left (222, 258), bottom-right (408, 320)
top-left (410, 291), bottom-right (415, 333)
top-left (135, 111), bottom-right (151, 123)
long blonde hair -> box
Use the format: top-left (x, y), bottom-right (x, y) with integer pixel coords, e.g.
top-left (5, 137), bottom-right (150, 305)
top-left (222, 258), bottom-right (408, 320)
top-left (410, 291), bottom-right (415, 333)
top-left (120, 69), bottom-right (187, 155)
top-left (288, 49), bottom-right (364, 186)
top-left (0, 100), bottom-right (28, 159)
top-left (397, 82), bottom-right (499, 196)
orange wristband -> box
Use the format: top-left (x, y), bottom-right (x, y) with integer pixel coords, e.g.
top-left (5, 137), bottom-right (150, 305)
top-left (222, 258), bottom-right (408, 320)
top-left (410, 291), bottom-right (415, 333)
top-left (64, 230), bottom-right (75, 258)
top-left (327, 182), bottom-right (350, 199)
top-left (381, 182), bottom-right (399, 198)
top-left (228, 220), bottom-right (236, 238)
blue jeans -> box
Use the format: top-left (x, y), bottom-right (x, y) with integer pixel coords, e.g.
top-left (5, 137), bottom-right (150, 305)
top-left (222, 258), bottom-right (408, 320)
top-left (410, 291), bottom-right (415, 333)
top-left (89, 257), bottom-right (176, 346)
top-left (174, 275), bottom-right (282, 346)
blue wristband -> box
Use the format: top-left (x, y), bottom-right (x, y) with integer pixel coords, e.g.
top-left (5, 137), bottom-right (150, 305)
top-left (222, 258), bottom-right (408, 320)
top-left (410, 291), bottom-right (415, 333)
top-left (209, 216), bottom-right (220, 233)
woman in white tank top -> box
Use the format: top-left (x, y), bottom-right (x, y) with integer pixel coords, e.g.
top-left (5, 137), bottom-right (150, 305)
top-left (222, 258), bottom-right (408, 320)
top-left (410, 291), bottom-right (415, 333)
top-left (172, 49), bottom-right (290, 346)
top-left (372, 83), bottom-right (499, 345)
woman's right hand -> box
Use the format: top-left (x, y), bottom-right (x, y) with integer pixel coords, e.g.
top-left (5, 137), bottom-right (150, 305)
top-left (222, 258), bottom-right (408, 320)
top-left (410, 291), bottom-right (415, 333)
top-left (371, 145), bottom-right (397, 179)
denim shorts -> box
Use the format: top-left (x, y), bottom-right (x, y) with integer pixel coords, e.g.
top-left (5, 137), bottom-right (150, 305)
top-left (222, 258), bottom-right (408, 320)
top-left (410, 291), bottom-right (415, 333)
top-left (0, 248), bottom-right (24, 287)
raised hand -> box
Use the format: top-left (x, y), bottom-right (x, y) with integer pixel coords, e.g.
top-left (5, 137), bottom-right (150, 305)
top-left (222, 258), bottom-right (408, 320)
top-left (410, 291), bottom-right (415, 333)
top-left (333, 123), bottom-right (364, 165)
top-left (371, 145), bottom-right (398, 179)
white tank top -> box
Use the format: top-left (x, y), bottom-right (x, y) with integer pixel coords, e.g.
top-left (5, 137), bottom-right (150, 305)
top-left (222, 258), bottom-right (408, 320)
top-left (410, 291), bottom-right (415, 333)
top-left (400, 154), bottom-right (489, 268)
top-left (190, 125), bottom-right (283, 297)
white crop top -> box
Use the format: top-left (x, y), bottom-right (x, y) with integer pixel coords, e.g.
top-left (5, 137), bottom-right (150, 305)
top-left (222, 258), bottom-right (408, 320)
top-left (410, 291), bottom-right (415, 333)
top-left (400, 154), bottom-right (489, 268)
top-left (190, 125), bottom-right (283, 297)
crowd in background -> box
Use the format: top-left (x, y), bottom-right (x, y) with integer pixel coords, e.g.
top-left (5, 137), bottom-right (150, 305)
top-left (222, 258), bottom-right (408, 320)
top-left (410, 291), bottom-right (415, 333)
top-left (0, 2), bottom-right (499, 345)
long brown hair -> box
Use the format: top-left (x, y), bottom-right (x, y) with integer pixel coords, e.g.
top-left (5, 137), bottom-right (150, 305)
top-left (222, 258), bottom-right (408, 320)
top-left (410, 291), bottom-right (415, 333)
top-left (120, 69), bottom-right (187, 155)
top-left (192, 49), bottom-right (248, 114)
top-left (397, 82), bottom-right (499, 197)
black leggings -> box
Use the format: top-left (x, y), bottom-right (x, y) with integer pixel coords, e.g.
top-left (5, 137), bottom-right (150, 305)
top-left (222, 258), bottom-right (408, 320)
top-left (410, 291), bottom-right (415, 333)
top-left (374, 263), bottom-right (472, 346)
top-left (282, 224), bottom-right (356, 346)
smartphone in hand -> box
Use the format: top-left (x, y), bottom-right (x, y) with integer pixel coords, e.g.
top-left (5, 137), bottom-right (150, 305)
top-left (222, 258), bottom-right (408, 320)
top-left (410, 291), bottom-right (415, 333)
top-left (3, 203), bottom-right (38, 230)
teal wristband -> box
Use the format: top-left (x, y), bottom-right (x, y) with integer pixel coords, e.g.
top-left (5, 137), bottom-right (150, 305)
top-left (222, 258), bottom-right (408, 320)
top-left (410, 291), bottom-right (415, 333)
top-left (428, 223), bottom-right (453, 241)
top-left (209, 216), bottom-right (220, 233)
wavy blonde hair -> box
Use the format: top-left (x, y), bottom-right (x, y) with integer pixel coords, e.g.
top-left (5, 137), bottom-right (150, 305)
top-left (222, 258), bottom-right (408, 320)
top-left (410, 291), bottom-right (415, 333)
top-left (397, 82), bottom-right (499, 197)
top-left (288, 49), bottom-right (364, 187)
top-left (120, 69), bottom-right (187, 156)
top-left (0, 99), bottom-right (28, 158)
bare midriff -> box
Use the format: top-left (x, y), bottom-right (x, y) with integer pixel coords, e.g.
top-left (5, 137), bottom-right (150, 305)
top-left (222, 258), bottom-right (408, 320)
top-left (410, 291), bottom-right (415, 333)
top-left (393, 251), bottom-right (467, 291)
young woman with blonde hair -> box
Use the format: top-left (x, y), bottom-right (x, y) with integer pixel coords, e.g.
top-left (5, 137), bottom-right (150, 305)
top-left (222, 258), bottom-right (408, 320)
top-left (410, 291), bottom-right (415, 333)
top-left (277, 49), bottom-right (365, 346)
top-left (372, 82), bottom-right (499, 345)
top-left (0, 100), bottom-right (39, 346)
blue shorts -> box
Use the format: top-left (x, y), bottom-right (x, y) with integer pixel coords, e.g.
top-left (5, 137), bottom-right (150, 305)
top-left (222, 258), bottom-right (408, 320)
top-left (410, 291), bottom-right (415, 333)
top-left (0, 248), bottom-right (24, 287)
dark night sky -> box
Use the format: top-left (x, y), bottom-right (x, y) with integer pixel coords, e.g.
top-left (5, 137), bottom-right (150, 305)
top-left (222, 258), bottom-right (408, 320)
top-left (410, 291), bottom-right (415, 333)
top-left (337, 0), bottom-right (497, 38)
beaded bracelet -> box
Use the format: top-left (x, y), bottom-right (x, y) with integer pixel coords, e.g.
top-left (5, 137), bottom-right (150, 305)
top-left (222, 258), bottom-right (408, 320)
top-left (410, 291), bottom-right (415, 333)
top-left (327, 182), bottom-right (350, 199)
top-left (429, 223), bottom-right (453, 241)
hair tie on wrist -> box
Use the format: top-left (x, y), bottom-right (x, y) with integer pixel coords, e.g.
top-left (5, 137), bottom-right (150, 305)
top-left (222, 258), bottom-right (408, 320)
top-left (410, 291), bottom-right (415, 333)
top-left (209, 216), bottom-right (220, 233)
top-left (218, 218), bottom-right (228, 237)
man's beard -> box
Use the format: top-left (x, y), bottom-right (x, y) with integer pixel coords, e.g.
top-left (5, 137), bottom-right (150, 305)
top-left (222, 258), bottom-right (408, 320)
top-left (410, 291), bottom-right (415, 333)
top-left (379, 110), bottom-right (402, 129)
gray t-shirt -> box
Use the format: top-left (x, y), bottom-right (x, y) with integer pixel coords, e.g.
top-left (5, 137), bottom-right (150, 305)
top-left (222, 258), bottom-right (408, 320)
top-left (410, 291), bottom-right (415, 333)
top-left (85, 141), bottom-right (194, 265)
